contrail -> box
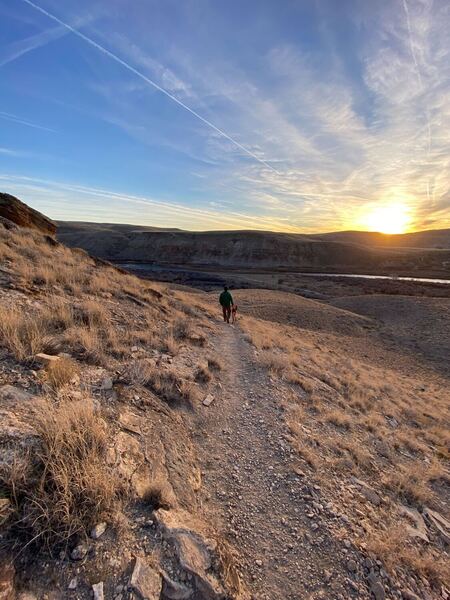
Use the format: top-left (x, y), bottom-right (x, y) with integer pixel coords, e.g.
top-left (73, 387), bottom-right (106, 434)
top-left (401, 0), bottom-right (422, 88)
top-left (20, 0), bottom-right (280, 175)
top-left (0, 111), bottom-right (56, 133)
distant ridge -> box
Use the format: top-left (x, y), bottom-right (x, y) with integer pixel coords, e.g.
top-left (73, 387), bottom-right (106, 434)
top-left (57, 220), bottom-right (450, 274)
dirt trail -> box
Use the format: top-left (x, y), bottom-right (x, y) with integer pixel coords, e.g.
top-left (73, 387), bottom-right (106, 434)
top-left (193, 323), bottom-right (367, 600)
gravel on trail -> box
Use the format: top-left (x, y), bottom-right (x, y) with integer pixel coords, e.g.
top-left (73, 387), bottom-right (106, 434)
top-left (193, 323), bottom-right (370, 600)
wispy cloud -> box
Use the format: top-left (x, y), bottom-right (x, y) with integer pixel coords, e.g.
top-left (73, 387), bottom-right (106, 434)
top-left (0, 174), bottom-right (303, 232)
top-left (0, 111), bottom-right (56, 133)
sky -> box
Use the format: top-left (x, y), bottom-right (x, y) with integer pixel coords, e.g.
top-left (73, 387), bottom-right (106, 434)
top-left (0, 0), bottom-right (449, 233)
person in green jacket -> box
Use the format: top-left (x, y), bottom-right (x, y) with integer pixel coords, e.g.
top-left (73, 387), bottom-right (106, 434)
top-left (219, 285), bottom-right (234, 323)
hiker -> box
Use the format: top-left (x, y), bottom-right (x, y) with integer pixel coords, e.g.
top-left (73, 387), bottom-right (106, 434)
top-left (219, 285), bottom-right (234, 324)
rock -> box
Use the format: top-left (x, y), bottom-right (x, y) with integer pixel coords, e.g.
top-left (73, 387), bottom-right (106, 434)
top-left (423, 507), bottom-right (450, 545)
top-left (68, 578), bottom-right (78, 590)
top-left (130, 557), bottom-right (161, 599)
top-left (0, 498), bottom-right (11, 525)
top-left (202, 394), bottom-right (214, 407)
top-left (118, 410), bottom-right (142, 435)
top-left (0, 562), bottom-right (15, 600)
top-left (101, 377), bottom-right (113, 391)
top-left (0, 193), bottom-right (56, 235)
top-left (351, 477), bottom-right (381, 506)
top-left (400, 505), bottom-right (429, 543)
top-left (370, 580), bottom-right (385, 600)
top-left (34, 353), bottom-right (60, 367)
top-left (0, 385), bottom-right (33, 403)
top-left (154, 508), bottom-right (225, 599)
top-left (346, 559), bottom-right (358, 573)
top-left (92, 582), bottom-right (104, 600)
top-left (70, 543), bottom-right (89, 561)
top-left (255, 559), bottom-right (263, 567)
top-left (402, 590), bottom-right (421, 600)
top-left (162, 573), bottom-right (192, 599)
top-left (131, 346), bottom-right (139, 353)
top-left (90, 522), bottom-right (107, 539)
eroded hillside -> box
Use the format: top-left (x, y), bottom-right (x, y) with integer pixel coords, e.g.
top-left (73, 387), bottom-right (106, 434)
top-left (0, 220), bottom-right (242, 599)
top-left (0, 205), bottom-right (448, 600)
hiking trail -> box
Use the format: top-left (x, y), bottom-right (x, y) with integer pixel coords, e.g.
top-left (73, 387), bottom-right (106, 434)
top-left (192, 323), bottom-right (368, 600)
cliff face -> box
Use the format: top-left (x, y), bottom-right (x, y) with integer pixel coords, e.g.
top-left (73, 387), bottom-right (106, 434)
top-left (57, 222), bottom-right (450, 273)
top-left (0, 193), bottom-right (56, 236)
top-left (57, 224), bottom-right (388, 269)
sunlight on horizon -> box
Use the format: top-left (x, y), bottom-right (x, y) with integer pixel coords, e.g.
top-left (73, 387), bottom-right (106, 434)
top-left (358, 202), bottom-right (413, 234)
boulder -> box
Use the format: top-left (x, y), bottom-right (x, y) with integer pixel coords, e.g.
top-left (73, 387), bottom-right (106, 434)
top-left (202, 394), bottom-right (214, 407)
top-left (162, 573), bottom-right (192, 599)
top-left (154, 509), bottom-right (226, 600)
top-left (70, 543), bottom-right (89, 561)
top-left (370, 580), bottom-right (385, 600)
top-left (130, 557), bottom-right (161, 599)
top-left (0, 193), bottom-right (56, 236)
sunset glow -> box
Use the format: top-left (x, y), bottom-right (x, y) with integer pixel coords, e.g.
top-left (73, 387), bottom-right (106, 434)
top-left (361, 203), bottom-right (412, 235)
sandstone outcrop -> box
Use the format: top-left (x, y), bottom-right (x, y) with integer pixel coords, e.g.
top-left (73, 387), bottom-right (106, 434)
top-left (0, 193), bottom-right (56, 236)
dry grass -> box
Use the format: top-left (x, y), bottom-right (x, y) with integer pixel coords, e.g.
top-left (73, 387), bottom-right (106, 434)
top-left (242, 311), bottom-right (449, 588)
top-left (125, 361), bottom-right (198, 407)
top-left (0, 306), bottom-right (49, 360)
top-left (172, 318), bottom-right (191, 340)
top-left (0, 398), bottom-right (122, 547)
top-left (195, 364), bottom-right (212, 384)
top-left (39, 357), bottom-right (80, 393)
top-left (325, 409), bottom-right (352, 430)
top-left (259, 350), bottom-right (289, 376)
top-left (366, 526), bottom-right (449, 588)
top-left (145, 366), bottom-right (199, 407)
top-left (160, 333), bottom-right (180, 356)
top-left (207, 356), bottom-right (223, 371)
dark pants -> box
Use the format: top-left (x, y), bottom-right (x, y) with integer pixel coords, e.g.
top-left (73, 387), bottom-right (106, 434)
top-left (222, 305), bottom-right (231, 323)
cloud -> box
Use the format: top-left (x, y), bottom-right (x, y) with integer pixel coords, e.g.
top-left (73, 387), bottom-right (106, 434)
top-left (0, 174), bottom-right (304, 232)
top-left (5, 0), bottom-right (450, 232)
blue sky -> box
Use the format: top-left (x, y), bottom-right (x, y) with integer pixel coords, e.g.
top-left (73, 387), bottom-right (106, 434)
top-left (0, 0), bottom-right (449, 232)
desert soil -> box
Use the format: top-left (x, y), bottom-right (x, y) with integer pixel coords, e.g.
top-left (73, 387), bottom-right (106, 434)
top-left (194, 323), bottom-right (369, 600)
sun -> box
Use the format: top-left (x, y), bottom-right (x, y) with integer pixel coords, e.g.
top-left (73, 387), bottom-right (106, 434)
top-left (362, 203), bottom-right (412, 234)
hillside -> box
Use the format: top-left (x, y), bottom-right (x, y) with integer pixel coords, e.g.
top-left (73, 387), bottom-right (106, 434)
top-left (0, 200), bottom-right (448, 599)
top-left (316, 229), bottom-right (450, 250)
top-left (57, 219), bottom-right (450, 274)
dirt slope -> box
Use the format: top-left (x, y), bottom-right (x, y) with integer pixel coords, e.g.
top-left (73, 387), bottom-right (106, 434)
top-left (229, 288), bottom-right (374, 336)
top-left (332, 295), bottom-right (450, 374)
